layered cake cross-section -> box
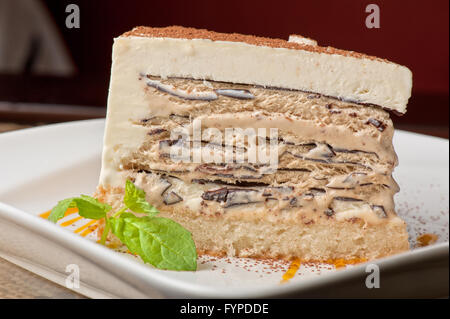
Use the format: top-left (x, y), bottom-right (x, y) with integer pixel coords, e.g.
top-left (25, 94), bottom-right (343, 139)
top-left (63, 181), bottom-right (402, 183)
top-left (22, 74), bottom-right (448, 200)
top-left (96, 26), bottom-right (412, 261)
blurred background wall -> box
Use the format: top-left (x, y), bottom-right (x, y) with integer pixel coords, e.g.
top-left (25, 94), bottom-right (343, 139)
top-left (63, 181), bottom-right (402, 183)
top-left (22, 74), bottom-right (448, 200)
top-left (0, 0), bottom-right (448, 137)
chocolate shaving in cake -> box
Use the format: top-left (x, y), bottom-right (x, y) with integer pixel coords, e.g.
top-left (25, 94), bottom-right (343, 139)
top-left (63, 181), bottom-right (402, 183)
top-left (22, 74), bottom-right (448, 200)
top-left (334, 196), bottom-right (364, 202)
top-left (225, 189), bottom-right (261, 208)
top-left (327, 186), bottom-right (356, 190)
top-left (201, 188), bottom-right (229, 202)
top-left (201, 187), bottom-right (261, 208)
top-left (366, 118), bottom-right (387, 132)
top-left (193, 178), bottom-right (269, 188)
top-left (360, 183), bottom-right (374, 187)
top-left (159, 177), bottom-right (172, 195)
top-left (333, 148), bottom-right (379, 159)
top-left (146, 78), bottom-right (218, 101)
top-left (325, 103), bottom-right (342, 114)
top-left (324, 208), bottom-right (335, 217)
top-left (148, 128), bottom-right (167, 135)
top-left (371, 205), bottom-right (388, 218)
top-left (289, 197), bottom-right (300, 207)
top-left (277, 168), bottom-right (311, 172)
top-left (307, 93), bottom-right (321, 99)
top-left (163, 191), bottom-right (183, 205)
top-left (215, 89), bottom-right (255, 99)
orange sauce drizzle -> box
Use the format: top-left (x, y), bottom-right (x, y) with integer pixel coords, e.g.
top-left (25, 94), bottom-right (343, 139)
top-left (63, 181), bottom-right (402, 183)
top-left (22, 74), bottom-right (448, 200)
top-left (416, 233), bottom-right (439, 247)
top-left (74, 219), bottom-right (97, 233)
top-left (281, 257), bottom-right (367, 283)
top-left (60, 216), bottom-right (83, 227)
top-left (39, 211), bottom-right (51, 219)
top-left (281, 258), bottom-right (301, 283)
top-left (80, 223), bottom-right (99, 237)
top-left (40, 207), bottom-right (99, 238)
top-left (324, 258), bottom-right (367, 269)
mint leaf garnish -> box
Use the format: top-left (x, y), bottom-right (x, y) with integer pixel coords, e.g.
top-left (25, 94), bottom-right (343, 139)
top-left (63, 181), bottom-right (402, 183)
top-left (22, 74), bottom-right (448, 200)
top-left (124, 180), bottom-right (159, 216)
top-left (49, 195), bottom-right (111, 222)
top-left (108, 212), bottom-right (147, 259)
top-left (48, 180), bottom-right (197, 271)
top-left (48, 198), bottom-right (75, 223)
top-left (73, 195), bottom-right (112, 219)
top-left (110, 214), bottom-right (197, 271)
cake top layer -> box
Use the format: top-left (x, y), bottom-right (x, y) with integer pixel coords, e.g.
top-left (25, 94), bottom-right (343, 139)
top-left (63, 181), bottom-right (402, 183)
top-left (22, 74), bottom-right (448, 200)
top-left (123, 26), bottom-right (385, 63)
top-left (117, 26), bottom-right (412, 113)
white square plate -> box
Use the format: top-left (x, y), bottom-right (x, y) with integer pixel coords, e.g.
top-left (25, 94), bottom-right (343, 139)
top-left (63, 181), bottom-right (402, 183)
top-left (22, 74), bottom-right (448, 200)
top-left (0, 119), bottom-right (448, 298)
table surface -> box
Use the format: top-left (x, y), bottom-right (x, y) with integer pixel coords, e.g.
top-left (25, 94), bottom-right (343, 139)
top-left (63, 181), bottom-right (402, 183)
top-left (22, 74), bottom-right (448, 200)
top-left (0, 121), bottom-right (448, 299)
top-left (0, 257), bottom-right (85, 299)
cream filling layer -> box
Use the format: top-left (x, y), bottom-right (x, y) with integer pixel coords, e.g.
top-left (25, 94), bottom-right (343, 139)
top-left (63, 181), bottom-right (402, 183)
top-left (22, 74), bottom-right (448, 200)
top-left (189, 112), bottom-right (396, 164)
top-left (129, 171), bottom-right (401, 226)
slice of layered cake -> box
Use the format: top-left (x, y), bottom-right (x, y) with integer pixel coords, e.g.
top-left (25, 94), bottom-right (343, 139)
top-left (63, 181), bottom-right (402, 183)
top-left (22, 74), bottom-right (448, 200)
top-left (96, 26), bottom-right (412, 261)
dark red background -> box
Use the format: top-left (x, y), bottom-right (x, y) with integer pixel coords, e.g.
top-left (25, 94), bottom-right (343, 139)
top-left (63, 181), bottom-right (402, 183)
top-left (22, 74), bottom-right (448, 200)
top-left (1, 0), bottom-right (448, 136)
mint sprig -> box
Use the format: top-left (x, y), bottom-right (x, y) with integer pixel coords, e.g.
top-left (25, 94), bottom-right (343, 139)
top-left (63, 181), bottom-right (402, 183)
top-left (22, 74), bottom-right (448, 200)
top-left (48, 180), bottom-right (197, 271)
